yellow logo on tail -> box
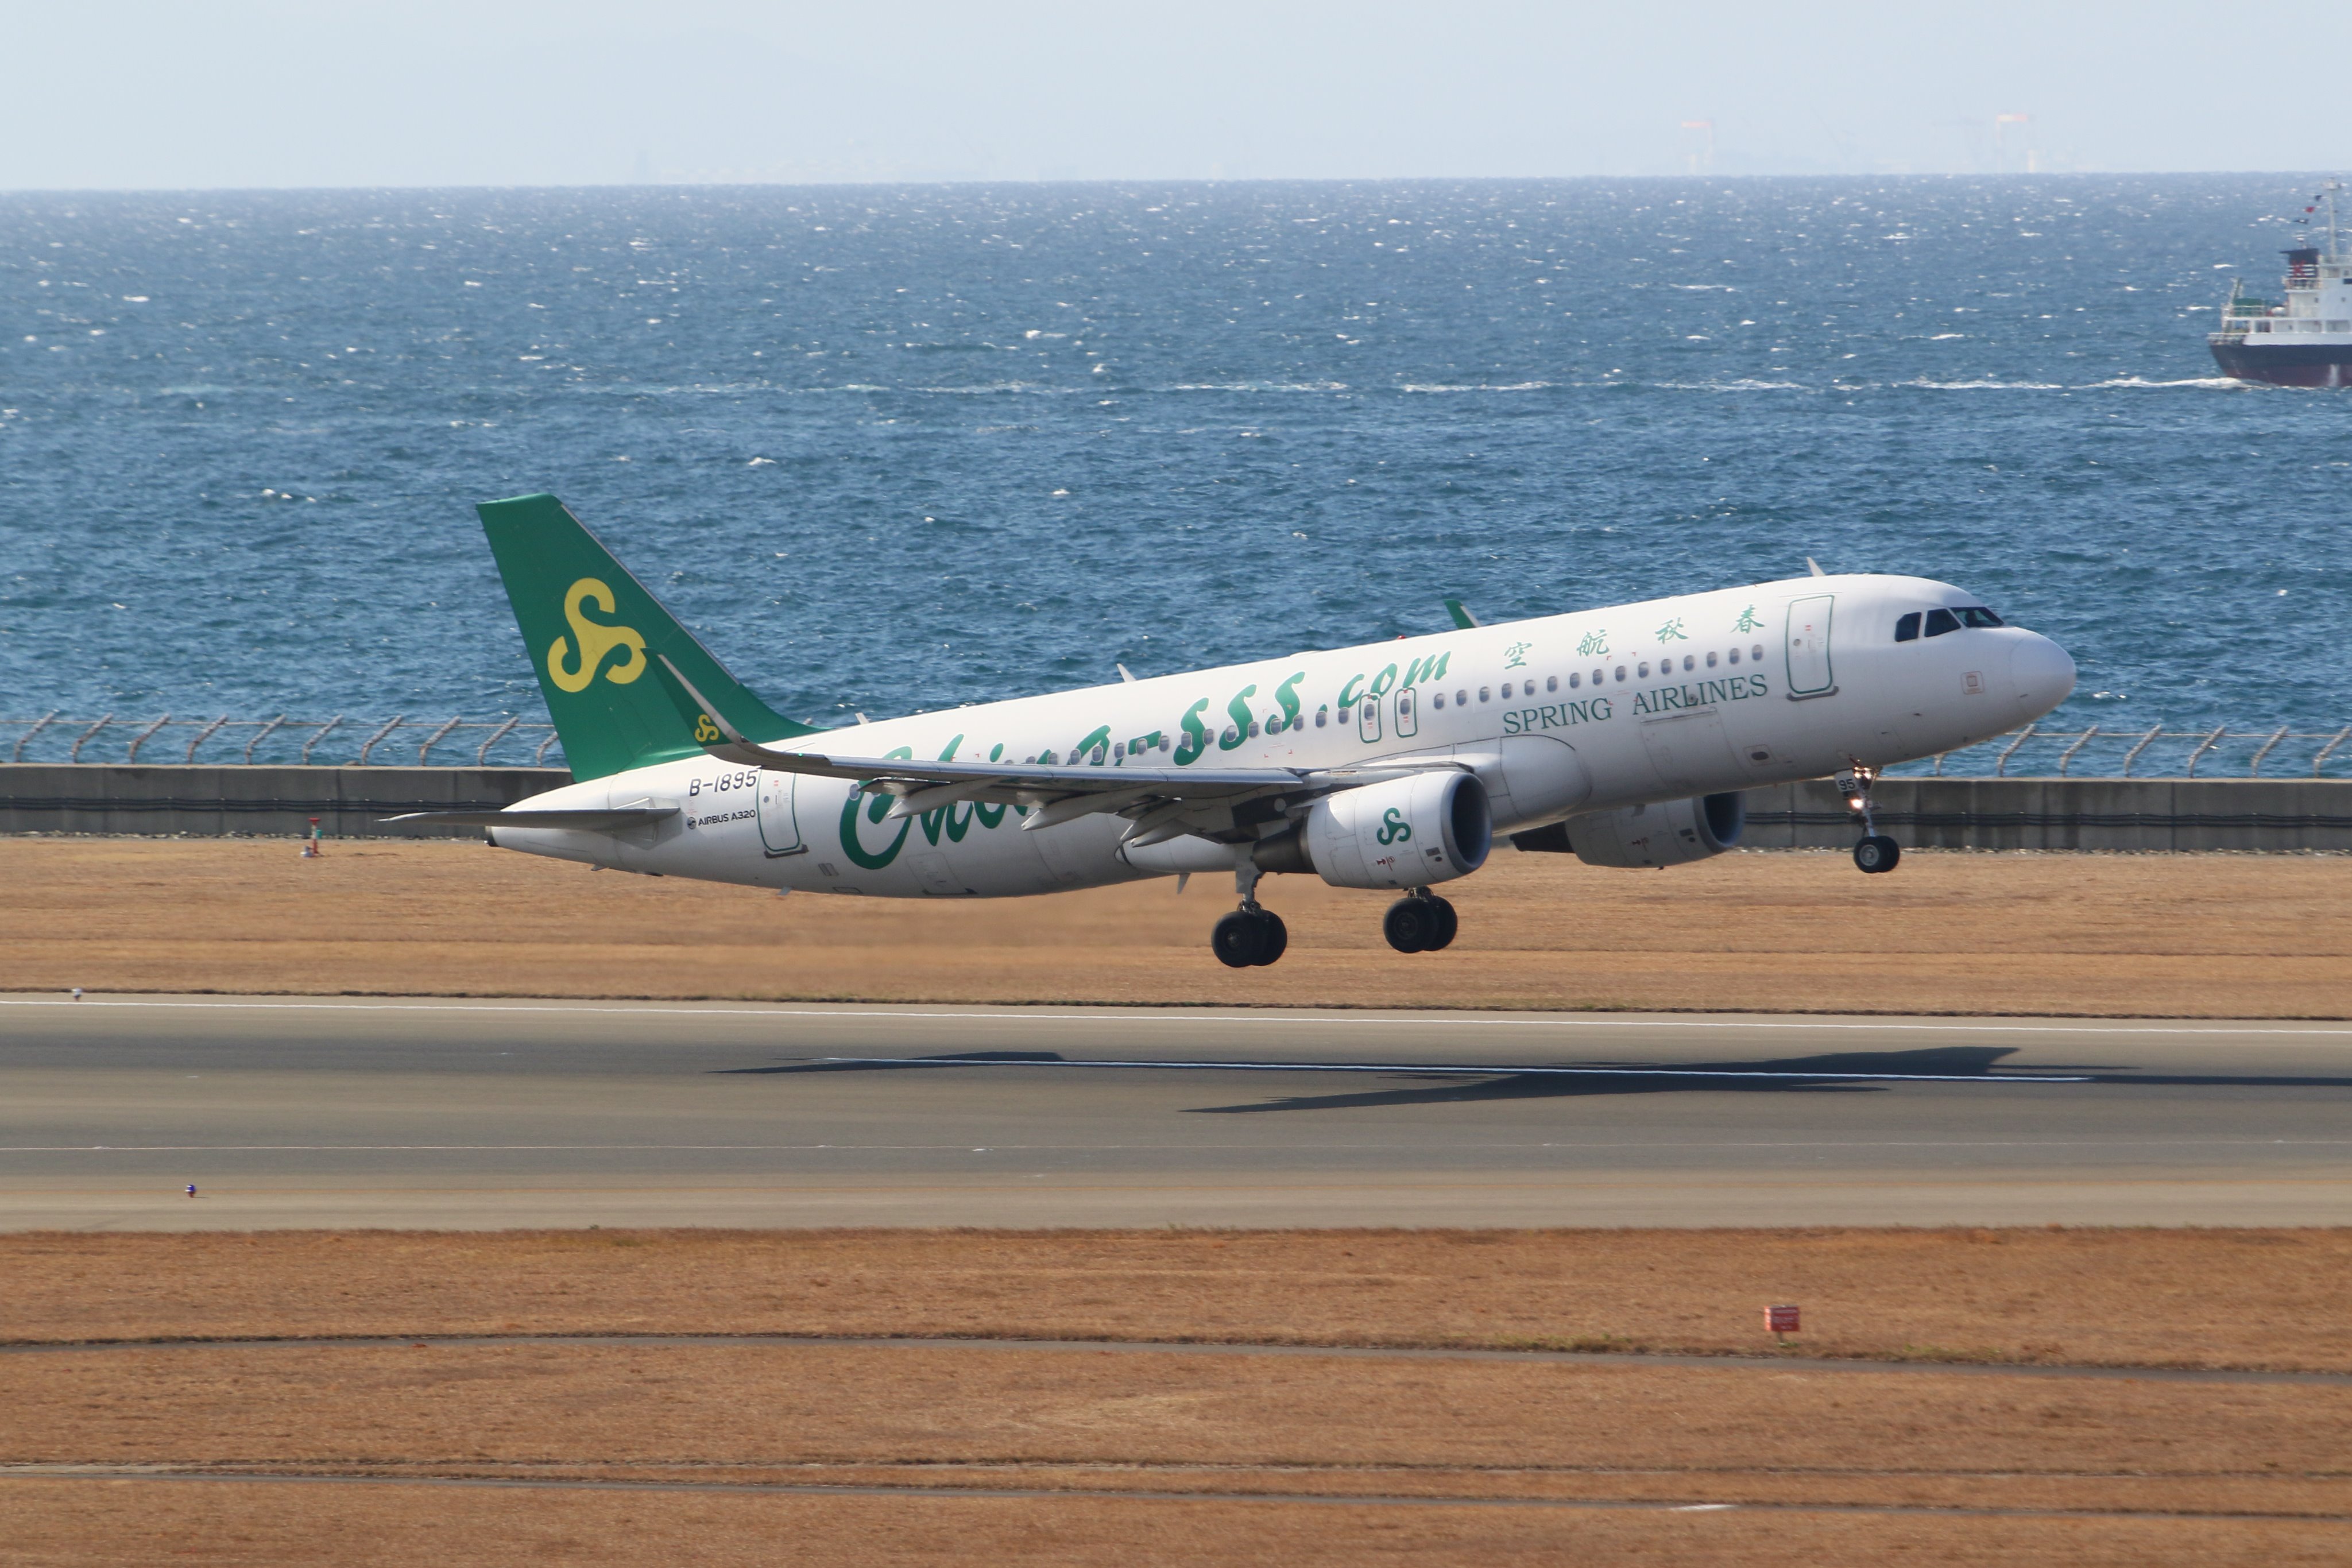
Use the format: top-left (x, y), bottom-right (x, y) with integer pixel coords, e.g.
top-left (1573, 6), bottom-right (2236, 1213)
top-left (693, 713), bottom-right (722, 744)
top-left (547, 578), bottom-right (647, 693)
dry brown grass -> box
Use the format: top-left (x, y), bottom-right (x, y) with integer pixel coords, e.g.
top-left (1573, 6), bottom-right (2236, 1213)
top-left (6, 1229), bottom-right (2349, 1373)
top-left (7, 1482), bottom-right (2346, 1568)
top-left (8, 837), bottom-right (2352, 1016)
top-left (7, 1229), bottom-right (2351, 1563)
top-left (7, 1339), bottom-right (2351, 1517)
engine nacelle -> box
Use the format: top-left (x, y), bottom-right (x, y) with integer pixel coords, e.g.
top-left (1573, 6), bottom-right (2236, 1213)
top-left (1291, 771), bottom-right (1492, 890)
top-left (1531, 792), bottom-right (1745, 869)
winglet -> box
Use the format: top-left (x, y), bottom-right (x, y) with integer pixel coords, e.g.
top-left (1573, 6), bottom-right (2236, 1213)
top-left (1442, 597), bottom-right (1480, 629)
top-left (1806, 557), bottom-right (1826, 577)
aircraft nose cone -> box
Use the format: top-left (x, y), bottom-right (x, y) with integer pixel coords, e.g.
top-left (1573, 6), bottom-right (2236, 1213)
top-left (2007, 634), bottom-right (2076, 719)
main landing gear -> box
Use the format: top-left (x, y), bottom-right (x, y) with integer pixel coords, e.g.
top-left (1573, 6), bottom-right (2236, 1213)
top-left (1839, 762), bottom-right (1902, 875)
top-left (1212, 859), bottom-right (1289, 968)
top-left (1383, 890), bottom-right (1459, 954)
top-left (1208, 864), bottom-right (1462, 967)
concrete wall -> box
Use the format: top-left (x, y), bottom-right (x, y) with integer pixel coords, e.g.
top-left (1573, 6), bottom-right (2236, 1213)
top-left (1741, 778), bottom-right (2352, 852)
top-left (9, 767), bottom-right (2352, 851)
top-left (0, 765), bottom-right (568, 839)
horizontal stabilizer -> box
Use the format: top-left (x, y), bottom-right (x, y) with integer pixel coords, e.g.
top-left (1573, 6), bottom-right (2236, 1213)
top-left (380, 807), bottom-right (680, 832)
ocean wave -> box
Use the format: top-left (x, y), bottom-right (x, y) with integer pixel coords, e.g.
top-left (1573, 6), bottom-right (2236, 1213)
top-left (1650, 378), bottom-right (1810, 392)
top-left (1895, 378), bottom-right (2067, 390)
top-left (1165, 381), bottom-right (1352, 393)
top-left (1396, 381), bottom-right (1554, 393)
top-left (2079, 375), bottom-right (2251, 390)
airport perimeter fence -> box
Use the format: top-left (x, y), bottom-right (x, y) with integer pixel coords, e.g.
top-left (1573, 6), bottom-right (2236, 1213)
top-left (1, 713), bottom-right (563, 769)
top-left (9, 717), bottom-right (2352, 849)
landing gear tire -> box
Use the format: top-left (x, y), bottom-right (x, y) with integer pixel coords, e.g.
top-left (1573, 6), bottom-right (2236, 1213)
top-left (1853, 835), bottom-right (1901, 874)
top-left (1212, 908), bottom-right (1288, 968)
top-left (1251, 910), bottom-right (1288, 966)
top-left (1423, 895), bottom-right (1459, 951)
top-left (1384, 894), bottom-right (1455, 954)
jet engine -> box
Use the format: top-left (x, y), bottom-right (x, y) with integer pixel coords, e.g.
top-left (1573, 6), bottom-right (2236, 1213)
top-left (1515, 791), bottom-right (1745, 869)
top-left (1258, 770), bottom-right (1491, 890)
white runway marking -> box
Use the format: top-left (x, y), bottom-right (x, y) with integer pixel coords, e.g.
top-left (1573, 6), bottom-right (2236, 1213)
top-left (5, 995), bottom-right (2349, 1037)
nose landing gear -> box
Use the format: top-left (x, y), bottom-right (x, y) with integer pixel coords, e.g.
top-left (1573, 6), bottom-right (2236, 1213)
top-left (1839, 762), bottom-right (1902, 874)
top-left (1383, 889), bottom-right (1459, 954)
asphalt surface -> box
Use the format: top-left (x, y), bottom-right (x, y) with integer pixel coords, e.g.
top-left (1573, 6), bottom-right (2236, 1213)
top-left (1, 995), bottom-right (2348, 1229)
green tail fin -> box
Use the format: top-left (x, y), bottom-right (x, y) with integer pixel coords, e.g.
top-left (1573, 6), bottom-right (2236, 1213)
top-left (477, 493), bottom-right (819, 781)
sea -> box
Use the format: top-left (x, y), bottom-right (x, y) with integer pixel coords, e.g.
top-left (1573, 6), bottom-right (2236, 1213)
top-left (3, 175), bottom-right (2349, 775)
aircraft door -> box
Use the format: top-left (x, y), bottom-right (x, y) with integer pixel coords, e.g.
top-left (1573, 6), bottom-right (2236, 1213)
top-left (1358, 691), bottom-right (1383, 743)
top-left (1785, 594), bottom-right (1836, 697)
top-left (757, 772), bottom-right (805, 856)
top-left (1394, 687), bottom-right (1419, 738)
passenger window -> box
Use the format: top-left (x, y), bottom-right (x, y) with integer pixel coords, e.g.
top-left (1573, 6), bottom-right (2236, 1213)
top-left (1959, 606), bottom-right (2004, 628)
top-left (1613, 665), bottom-right (1626, 682)
top-left (1545, 675), bottom-right (1558, 692)
top-left (1894, 612), bottom-right (1921, 643)
top-left (1339, 706), bottom-right (1352, 724)
top-left (1478, 687), bottom-right (1491, 702)
top-left (1500, 682), bottom-right (1513, 698)
top-left (1316, 708), bottom-right (1328, 728)
top-left (1682, 655), bottom-right (1695, 672)
top-left (1924, 608), bottom-right (1960, 637)
top-left (1637, 663), bottom-right (1650, 678)
top-left (1750, 643), bottom-right (1765, 661)
top-left (1705, 651), bottom-right (1717, 668)
top-left (1569, 673), bottom-right (1581, 688)
top-left (1456, 689), bottom-right (1468, 707)
top-left (1727, 648), bottom-right (1739, 664)
top-left (1432, 692), bottom-right (1445, 710)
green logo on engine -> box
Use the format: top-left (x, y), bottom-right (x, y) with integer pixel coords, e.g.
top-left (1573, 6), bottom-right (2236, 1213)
top-left (1376, 807), bottom-right (1413, 846)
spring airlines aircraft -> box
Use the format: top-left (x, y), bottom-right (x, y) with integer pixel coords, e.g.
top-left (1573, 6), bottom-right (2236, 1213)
top-left (397, 495), bottom-right (2077, 967)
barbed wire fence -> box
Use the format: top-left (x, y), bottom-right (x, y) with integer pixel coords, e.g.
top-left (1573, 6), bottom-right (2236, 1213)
top-left (1, 714), bottom-right (563, 769)
top-left (1891, 725), bottom-right (2352, 780)
top-left (7, 715), bottom-right (2352, 779)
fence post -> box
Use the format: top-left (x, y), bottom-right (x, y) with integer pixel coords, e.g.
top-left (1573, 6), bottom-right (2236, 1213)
top-left (123, 715), bottom-right (173, 764)
top-left (1995, 723), bottom-right (2037, 777)
top-left (415, 716), bottom-right (465, 766)
top-left (184, 715), bottom-right (230, 764)
top-left (300, 717), bottom-right (345, 764)
top-left (2056, 725), bottom-right (2099, 776)
top-left (356, 717), bottom-right (406, 766)
top-left (11, 711), bottom-right (59, 763)
top-left (243, 715), bottom-right (289, 764)
top-left (474, 715), bottom-right (521, 766)
top-left (2120, 725), bottom-right (2165, 778)
top-left (2315, 727), bottom-right (2352, 779)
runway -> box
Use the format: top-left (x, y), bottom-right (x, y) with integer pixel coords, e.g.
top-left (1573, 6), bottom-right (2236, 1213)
top-left (2, 995), bottom-right (2348, 1229)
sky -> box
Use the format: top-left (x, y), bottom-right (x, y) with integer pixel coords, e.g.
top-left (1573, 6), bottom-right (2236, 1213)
top-left (4, 1), bottom-right (2346, 189)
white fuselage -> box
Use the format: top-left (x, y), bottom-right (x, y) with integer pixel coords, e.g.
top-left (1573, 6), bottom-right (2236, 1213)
top-left (493, 572), bottom-right (2074, 896)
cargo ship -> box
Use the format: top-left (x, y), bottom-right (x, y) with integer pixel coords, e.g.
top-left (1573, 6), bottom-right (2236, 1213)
top-left (2210, 181), bottom-right (2352, 386)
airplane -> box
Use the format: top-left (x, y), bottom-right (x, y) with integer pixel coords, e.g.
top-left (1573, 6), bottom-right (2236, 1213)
top-left (393, 494), bottom-right (2077, 967)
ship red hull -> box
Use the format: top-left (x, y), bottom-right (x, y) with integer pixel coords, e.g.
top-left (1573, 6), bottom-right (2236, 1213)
top-left (2210, 340), bottom-right (2352, 386)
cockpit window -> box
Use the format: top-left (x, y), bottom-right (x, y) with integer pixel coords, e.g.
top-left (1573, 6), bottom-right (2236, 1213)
top-left (1957, 606), bottom-right (2004, 628)
top-left (1923, 608), bottom-right (1961, 637)
top-left (1894, 612), bottom-right (1921, 643)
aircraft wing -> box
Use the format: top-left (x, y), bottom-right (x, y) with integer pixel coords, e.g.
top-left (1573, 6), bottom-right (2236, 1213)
top-left (648, 654), bottom-right (1460, 842)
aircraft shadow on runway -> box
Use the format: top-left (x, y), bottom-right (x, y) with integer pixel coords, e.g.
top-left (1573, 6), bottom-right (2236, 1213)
top-left (718, 1044), bottom-right (2352, 1113)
